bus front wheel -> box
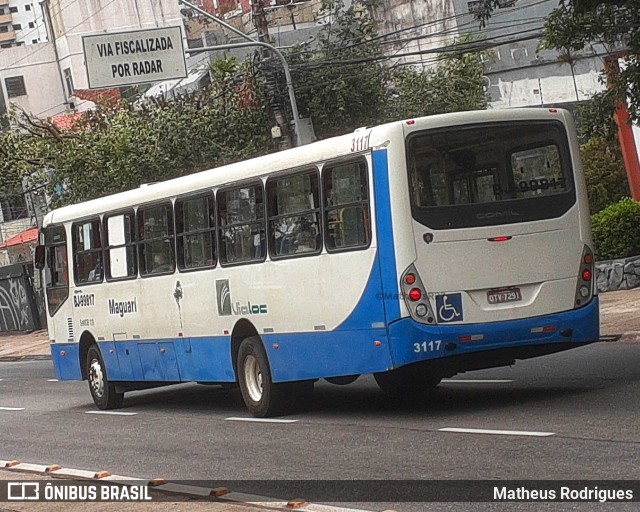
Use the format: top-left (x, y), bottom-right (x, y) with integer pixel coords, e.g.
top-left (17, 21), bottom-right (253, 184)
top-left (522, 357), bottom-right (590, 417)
top-left (237, 336), bottom-right (286, 417)
top-left (86, 345), bottom-right (124, 410)
top-left (373, 366), bottom-right (441, 399)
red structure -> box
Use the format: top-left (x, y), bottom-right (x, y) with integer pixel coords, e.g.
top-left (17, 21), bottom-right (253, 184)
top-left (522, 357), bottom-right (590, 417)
top-left (605, 55), bottom-right (640, 201)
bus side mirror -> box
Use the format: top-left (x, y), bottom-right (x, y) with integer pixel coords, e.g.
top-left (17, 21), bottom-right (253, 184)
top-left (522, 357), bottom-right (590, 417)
top-left (34, 245), bottom-right (45, 269)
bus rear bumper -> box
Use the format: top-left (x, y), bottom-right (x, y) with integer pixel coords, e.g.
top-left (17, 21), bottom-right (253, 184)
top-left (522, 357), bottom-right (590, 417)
top-left (386, 296), bottom-right (600, 370)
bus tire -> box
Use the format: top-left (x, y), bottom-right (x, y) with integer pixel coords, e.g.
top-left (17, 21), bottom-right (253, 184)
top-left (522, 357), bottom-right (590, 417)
top-left (237, 336), bottom-right (285, 417)
top-left (373, 367), bottom-right (441, 399)
top-left (86, 344), bottom-right (124, 410)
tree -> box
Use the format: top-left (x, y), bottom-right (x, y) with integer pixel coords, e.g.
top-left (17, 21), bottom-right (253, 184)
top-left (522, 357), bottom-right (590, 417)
top-left (0, 59), bottom-right (272, 207)
top-left (288, 0), bottom-right (390, 138)
top-left (289, 0), bottom-right (488, 138)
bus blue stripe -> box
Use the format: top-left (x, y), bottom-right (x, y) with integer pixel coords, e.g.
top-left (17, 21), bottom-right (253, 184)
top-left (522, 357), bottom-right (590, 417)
top-left (372, 149), bottom-right (400, 321)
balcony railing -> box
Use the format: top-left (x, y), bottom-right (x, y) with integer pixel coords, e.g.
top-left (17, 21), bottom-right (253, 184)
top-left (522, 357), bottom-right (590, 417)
top-left (0, 30), bottom-right (16, 43)
top-left (0, 14), bottom-right (13, 24)
top-left (0, 0), bottom-right (9, 7)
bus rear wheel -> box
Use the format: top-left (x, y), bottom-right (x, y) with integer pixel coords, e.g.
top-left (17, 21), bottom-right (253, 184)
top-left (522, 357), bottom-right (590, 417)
top-left (373, 366), bottom-right (441, 399)
top-left (237, 336), bottom-right (287, 417)
top-left (86, 345), bottom-right (123, 410)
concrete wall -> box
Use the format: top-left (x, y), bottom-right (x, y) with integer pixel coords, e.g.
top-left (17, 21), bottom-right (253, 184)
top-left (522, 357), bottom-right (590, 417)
top-left (0, 43), bottom-right (67, 117)
top-left (10, 0), bottom-right (47, 44)
top-left (50, 0), bottom-right (185, 92)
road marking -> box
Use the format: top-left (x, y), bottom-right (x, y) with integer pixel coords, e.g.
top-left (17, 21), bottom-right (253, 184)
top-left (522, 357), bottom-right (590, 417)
top-left (85, 411), bottom-right (137, 416)
top-left (444, 379), bottom-right (513, 383)
top-left (48, 379), bottom-right (58, 382)
top-left (439, 427), bottom-right (554, 437)
top-left (0, 406), bottom-right (25, 411)
top-left (226, 417), bottom-right (298, 423)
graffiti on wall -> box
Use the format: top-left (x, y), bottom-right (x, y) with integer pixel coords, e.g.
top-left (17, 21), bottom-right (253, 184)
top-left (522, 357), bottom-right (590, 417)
top-left (0, 264), bottom-right (41, 333)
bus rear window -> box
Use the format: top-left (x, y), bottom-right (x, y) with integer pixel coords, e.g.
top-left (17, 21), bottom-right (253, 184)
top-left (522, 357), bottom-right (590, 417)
top-left (407, 121), bottom-right (576, 229)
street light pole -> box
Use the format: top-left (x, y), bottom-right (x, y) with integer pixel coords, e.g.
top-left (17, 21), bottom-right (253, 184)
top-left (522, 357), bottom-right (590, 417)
top-left (178, 0), bottom-right (302, 146)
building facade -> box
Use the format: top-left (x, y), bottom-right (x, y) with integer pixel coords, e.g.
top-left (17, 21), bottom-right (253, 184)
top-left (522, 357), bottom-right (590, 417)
top-left (0, 0), bottom-right (47, 49)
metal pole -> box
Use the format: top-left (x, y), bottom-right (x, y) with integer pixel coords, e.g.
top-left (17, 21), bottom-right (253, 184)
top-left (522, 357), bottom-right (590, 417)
top-left (178, 0), bottom-right (302, 146)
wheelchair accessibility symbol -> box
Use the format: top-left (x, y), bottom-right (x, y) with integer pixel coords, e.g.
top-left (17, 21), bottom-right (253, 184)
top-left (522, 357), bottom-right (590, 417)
top-left (435, 293), bottom-right (463, 323)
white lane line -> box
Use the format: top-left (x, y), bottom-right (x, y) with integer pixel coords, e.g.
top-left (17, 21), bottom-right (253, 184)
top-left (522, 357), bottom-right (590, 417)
top-left (48, 379), bottom-right (58, 382)
top-left (85, 411), bottom-right (137, 416)
top-left (444, 379), bottom-right (513, 383)
top-left (439, 427), bottom-right (554, 437)
top-left (226, 417), bottom-right (298, 423)
top-left (0, 406), bottom-right (25, 411)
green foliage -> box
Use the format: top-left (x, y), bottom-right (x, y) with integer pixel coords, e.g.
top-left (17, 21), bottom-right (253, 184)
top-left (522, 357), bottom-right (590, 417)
top-left (289, 0), bottom-right (390, 137)
top-left (384, 43), bottom-right (488, 121)
top-left (0, 60), bottom-right (272, 207)
top-left (591, 198), bottom-right (640, 259)
top-left (582, 135), bottom-right (630, 214)
top-left (543, 1), bottom-right (640, 122)
top-left (289, 0), bottom-right (488, 138)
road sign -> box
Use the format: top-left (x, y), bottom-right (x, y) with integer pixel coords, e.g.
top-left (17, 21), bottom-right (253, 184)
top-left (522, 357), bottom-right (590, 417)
top-left (82, 26), bottom-right (187, 89)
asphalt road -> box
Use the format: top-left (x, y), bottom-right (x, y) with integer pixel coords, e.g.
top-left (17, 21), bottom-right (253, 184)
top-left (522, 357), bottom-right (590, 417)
top-left (2, 340), bottom-right (640, 511)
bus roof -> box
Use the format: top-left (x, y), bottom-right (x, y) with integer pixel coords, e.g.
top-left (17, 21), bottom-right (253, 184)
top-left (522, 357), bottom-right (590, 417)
top-left (42, 108), bottom-right (570, 227)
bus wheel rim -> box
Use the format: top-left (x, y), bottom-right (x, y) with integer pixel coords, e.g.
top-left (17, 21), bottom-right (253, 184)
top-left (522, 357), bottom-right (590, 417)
top-left (89, 358), bottom-right (105, 399)
top-left (244, 354), bottom-right (263, 403)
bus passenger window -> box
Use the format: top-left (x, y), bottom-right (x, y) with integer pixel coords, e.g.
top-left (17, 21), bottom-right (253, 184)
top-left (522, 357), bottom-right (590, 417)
top-left (217, 183), bottom-right (266, 265)
top-left (266, 170), bottom-right (321, 258)
top-left (72, 219), bottom-right (103, 285)
top-left (138, 204), bottom-right (175, 276)
top-left (176, 194), bottom-right (216, 270)
top-left (104, 213), bottom-right (137, 280)
top-left (323, 160), bottom-right (371, 251)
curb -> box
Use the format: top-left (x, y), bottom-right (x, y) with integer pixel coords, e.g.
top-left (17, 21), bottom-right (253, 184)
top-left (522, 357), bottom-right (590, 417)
top-left (618, 331), bottom-right (640, 342)
top-left (0, 459), bottom-right (377, 512)
top-left (0, 355), bottom-right (52, 362)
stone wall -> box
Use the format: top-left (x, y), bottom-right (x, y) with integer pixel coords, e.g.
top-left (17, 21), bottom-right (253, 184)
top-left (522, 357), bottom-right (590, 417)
top-left (596, 255), bottom-right (640, 293)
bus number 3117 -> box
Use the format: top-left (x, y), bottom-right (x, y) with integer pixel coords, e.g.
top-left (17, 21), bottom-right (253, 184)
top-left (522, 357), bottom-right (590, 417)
top-left (414, 340), bottom-right (442, 353)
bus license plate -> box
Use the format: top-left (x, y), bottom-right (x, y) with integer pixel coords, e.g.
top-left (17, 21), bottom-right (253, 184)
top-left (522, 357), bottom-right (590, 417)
top-left (487, 288), bottom-right (522, 304)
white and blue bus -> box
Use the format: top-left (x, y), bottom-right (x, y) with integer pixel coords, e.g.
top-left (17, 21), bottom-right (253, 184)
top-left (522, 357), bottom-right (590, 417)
top-left (38, 108), bottom-right (600, 417)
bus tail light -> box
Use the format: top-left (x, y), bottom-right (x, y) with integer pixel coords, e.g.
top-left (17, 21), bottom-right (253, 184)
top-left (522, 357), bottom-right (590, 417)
top-left (574, 245), bottom-right (595, 308)
top-left (401, 265), bottom-right (436, 324)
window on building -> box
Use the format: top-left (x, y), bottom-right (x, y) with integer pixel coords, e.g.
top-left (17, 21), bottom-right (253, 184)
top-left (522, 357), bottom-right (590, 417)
top-left (104, 212), bottom-right (137, 280)
top-left (31, 39), bottom-right (37, 44)
top-left (175, 193), bottom-right (216, 270)
top-left (5, 76), bottom-right (26, 98)
top-left (9, 6), bottom-right (18, 13)
top-left (323, 160), bottom-right (371, 251)
top-left (12, 24), bottom-right (22, 30)
top-left (0, 43), bottom-right (11, 49)
top-left (217, 183), bottom-right (266, 265)
top-left (138, 204), bottom-right (175, 276)
top-left (63, 68), bottom-right (74, 97)
top-left (72, 219), bottom-right (103, 284)
top-left (0, 192), bottom-right (28, 222)
top-left (0, 26), bottom-right (8, 33)
top-left (0, 8), bottom-right (4, 15)
top-left (267, 170), bottom-right (321, 258)
top-left (25, 4), bottom-right (31, 10)
top-left (29, 22), bottom-right (34, 28)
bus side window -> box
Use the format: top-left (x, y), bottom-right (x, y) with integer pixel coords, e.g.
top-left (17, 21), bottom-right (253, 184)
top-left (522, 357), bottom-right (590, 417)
top-left (44, 226), bottom-right (69, 316)
top-left (266, 170), bottom-right (321, 259)
top-left (104, 212), bottom-right (137, 280)
top-left (176, 193), bottom-right (216, 270)
top-left (217, 183), bottom-right (266, 265)
top-left (72, 218), bottom-right (103, 284)
top-left (138, 204), bottom-right (175, 276)
top-left (323, 159), bottom-right (371, 251)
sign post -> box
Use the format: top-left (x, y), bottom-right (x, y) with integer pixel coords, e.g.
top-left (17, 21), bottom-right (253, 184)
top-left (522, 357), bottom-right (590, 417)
top-left (82, 26), bottom-right (187, 89)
